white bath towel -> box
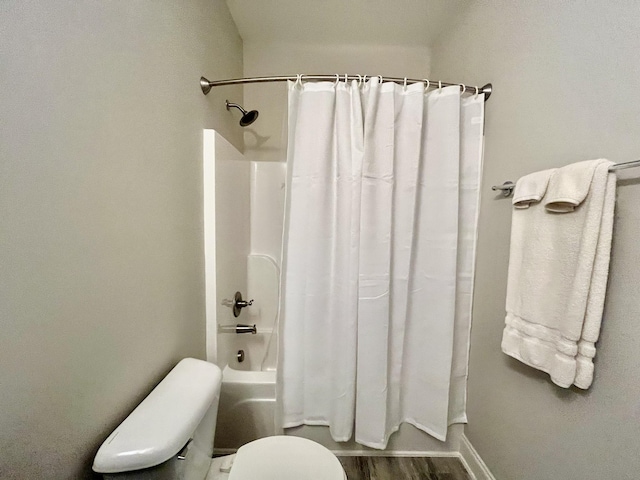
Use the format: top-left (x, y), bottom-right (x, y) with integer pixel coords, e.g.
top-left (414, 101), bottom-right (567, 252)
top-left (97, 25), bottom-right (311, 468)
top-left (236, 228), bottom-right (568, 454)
top-left (502, 159), bottom-right (615, 389)
top-left (512, 168), bottom-right (556, 209)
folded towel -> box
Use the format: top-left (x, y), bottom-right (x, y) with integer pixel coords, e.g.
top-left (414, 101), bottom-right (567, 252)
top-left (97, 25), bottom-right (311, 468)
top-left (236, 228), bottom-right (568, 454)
top-left (502, 159), bottom-right (615, 389)
top-left (512, 168), bottom-right (556, 209)
top-left (545, 159), bottom-right (602, 212)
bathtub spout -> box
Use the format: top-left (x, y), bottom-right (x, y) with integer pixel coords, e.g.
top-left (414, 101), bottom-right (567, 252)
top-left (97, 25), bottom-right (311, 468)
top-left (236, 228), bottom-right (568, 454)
top-left (219, 324), bottom-right (257, 334)
top-left (236, 324), bottom-right (257, 334)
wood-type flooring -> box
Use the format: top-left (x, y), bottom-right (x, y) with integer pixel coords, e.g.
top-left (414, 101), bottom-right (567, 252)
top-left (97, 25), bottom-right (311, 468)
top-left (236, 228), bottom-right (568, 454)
top-left (337, 456), bottom-right (472, 480)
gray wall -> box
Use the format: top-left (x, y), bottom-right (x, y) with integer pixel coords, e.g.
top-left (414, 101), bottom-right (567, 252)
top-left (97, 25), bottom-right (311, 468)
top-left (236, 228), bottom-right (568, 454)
top-left (0, 1), bottom-right (243, 478)
top-left (430, 2), bottom-right (640, 479)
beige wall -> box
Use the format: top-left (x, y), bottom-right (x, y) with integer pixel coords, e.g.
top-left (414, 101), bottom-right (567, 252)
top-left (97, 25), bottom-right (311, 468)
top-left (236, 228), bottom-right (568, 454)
top-left (0, 1), bottom-right (242, 477)
top-left (430, 2), bottom-right (640, 479)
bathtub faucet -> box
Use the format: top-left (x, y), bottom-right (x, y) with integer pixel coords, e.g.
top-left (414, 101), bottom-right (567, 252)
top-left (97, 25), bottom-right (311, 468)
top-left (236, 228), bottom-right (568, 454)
top-left (235, 324), bottom-right (257, 334)
top-left (218, 324), bottom-right (257, 334)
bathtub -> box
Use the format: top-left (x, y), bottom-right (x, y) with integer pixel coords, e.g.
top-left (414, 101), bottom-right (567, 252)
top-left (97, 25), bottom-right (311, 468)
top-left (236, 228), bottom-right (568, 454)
top-left (214, 365), bottom-right (277, 453)
top-left (214, 318), bottom-right (278, 453)
top-left (213, 255), bottom-right (280, 452)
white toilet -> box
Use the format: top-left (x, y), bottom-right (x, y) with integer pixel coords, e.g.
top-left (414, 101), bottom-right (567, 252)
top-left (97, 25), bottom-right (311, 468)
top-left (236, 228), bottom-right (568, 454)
top-left (93, 358), bottom-right (346, 480)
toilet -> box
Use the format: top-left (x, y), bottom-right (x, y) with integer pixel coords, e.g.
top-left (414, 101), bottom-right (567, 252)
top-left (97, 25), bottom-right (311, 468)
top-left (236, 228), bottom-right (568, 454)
top-left (92, 358), bottom-right (346, 480)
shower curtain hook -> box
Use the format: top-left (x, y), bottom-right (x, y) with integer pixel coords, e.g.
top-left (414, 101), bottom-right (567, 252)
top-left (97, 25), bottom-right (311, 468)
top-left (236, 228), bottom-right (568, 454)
top-left (475, 86), bottom-right (479, 97)
top-left (459, 83), bottom-right (466, 95)
top-left (345, 73), bottom-right (348, 84)
top-left (438, 80), bottom-right (442, 92)
top-left (357, 75), bottom-right (362, 87)
top-left (424, 79), bottom-right (430, 92)
top-left (296, 74), bottom-right (303, 86)
top-left (363, 75), bottom-right (367, 85)
top-left (334, 74), bottom-right (340, 87)
top-left (378, 75), bottom-right (383, 84)
top-left (403, 77), bottom-right (408, 90)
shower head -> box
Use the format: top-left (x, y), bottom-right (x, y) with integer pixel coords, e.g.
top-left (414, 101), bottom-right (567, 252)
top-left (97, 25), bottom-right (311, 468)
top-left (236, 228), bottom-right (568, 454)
top-left (225, 100), bottom-right (259, 127)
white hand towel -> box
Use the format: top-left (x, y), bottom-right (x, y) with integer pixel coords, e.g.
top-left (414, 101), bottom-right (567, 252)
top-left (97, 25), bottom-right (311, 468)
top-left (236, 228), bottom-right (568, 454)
top-left (545, 159), bottom-right (602, 212)
top-left (512, 168), bottom-right (556, 209)
top-left (502, 159), bottom-right (615, 389)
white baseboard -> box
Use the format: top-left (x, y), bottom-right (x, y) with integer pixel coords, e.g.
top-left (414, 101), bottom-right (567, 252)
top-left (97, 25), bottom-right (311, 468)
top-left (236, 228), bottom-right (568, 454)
top-left (331, 450), bottom-right (459, 457)
top-left (458, 434), bottom-right (496, 480)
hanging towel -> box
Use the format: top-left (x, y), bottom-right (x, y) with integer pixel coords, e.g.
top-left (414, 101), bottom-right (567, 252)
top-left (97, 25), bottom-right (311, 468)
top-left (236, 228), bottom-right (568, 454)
top-left (512, 168), bottom-right (557, 209)
top-left (501, 159), bottom-right (615, 389)
top-left (545, 160), bottom-right (602, 212)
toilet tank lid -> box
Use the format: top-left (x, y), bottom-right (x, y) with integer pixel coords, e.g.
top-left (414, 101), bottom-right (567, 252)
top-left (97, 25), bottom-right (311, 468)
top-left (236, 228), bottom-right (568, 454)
top-left (92, 358), bottom-right (222, 474)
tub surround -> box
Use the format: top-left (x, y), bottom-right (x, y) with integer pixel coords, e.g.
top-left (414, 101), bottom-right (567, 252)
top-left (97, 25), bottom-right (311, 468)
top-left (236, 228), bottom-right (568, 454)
top-left (204, 131), bottom-right (251, 367)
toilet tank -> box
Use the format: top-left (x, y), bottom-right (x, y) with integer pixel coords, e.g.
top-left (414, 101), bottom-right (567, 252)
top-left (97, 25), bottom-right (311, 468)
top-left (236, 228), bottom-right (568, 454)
top-left (93, 358), bottom-right (223, 480)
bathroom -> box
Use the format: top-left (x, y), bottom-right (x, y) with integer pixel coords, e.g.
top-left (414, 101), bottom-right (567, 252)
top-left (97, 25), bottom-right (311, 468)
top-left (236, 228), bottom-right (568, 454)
top-left (2, 1), bottom-right (639, 479)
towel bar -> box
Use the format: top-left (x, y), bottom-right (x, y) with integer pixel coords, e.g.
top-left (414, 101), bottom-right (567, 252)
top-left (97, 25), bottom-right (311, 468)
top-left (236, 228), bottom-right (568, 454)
top-left (491, 181), bottom-right (515, 197)
top-left (492, 159), bottom-right (640, 197)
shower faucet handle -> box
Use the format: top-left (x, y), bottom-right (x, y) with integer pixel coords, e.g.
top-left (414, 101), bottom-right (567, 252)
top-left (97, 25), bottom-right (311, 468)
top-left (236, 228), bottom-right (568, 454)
top-left (232, 291), bottom-right (254, 317)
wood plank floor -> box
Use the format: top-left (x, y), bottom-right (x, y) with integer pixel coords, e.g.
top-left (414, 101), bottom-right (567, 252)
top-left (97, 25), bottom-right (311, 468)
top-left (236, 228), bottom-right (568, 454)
top-left (338, 456), bottom-right (471, 480)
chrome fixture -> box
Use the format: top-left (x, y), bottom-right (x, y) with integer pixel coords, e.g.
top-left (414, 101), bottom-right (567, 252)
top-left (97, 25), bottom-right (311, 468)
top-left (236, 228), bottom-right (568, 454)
top-left (225, 100), bottom-right (259, 127)
top-left (492, 181), bottom-right (515, 197)
top-left (237, 350), bottom-right (245, 363)
top-left (492, 159), bottom-right (640, 197)
top-left (232, 291), bottom-right (253, 317)
top-left (607, 158), bottom-right (640, 171)
top-left (219, 324), bottom-right (257, 334)
top-left (200, 75), bottom-right (493, 101)
top-left (177, 439), bottom-right (192, 461)
top-left (235, 324), bottom-right (257, 334)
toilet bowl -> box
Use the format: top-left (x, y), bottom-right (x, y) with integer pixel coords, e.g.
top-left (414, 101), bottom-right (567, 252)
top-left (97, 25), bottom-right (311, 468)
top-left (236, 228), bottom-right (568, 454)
top-left (92, 358), bottom-right (346, 480)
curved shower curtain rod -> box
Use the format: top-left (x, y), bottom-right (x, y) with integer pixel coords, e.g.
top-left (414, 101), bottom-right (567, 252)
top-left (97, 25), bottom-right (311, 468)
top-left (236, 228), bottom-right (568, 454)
top-left (200, 75), bottom-right (492, 101)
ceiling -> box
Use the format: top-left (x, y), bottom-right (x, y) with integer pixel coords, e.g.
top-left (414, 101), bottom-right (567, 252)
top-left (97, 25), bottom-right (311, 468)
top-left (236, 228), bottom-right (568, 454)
top-left (226, 0), bottom-right (470, 46)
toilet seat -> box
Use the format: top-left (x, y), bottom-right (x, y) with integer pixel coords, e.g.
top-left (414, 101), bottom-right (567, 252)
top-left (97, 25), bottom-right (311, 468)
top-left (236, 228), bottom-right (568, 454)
top-left (228, 436), bottom-right (346, 480)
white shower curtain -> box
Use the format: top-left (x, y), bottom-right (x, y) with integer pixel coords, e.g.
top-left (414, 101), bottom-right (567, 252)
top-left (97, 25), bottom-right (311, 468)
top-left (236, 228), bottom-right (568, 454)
top-left (279, 77), bottom-right (484, 448)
